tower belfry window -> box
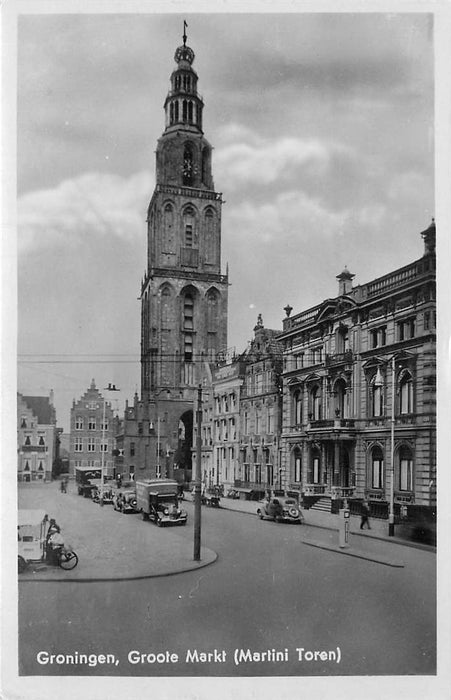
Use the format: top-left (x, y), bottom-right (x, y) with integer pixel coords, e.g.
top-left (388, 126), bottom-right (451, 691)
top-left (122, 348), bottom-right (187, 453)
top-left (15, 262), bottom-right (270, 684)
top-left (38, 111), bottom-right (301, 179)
top-left (185, 224), bottom-right (193, 247)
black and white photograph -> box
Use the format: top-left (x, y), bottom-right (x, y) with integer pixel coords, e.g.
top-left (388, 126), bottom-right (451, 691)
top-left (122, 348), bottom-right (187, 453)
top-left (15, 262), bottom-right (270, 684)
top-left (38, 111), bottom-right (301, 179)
top-left (2, 1), bottom-right (451, 699)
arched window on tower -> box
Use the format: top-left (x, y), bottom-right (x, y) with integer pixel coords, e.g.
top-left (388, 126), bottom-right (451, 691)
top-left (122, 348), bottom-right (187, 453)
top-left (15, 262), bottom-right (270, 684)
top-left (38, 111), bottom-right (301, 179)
top-left (206, 289), bottom-right (219, 360)
top-left (201, 147), bottom-right (210, 185)
top-left (161, 286), bottom-right (172, 330)
top-left (163, 203), bottom-right (174, 252)
top-left (204, 208), bottom-right (215, 262)
top-left (183, 144), bottom-right (194, 186)
top-left (183, 292), bottom-right (195, 384)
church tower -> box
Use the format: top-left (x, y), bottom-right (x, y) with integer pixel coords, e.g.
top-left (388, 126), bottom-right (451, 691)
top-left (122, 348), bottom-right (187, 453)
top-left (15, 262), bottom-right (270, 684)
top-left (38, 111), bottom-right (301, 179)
top-left (139, 26), bottom-right (228, 480)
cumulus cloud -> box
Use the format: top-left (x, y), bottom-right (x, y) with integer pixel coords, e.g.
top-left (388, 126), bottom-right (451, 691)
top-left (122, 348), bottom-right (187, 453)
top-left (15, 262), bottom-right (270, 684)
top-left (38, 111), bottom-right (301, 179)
top-left (225, 190), bottom-right (348, 245)
top-left (214, 126), bottom-right (353, 195)
top-left (18, 170), bottom-right (152, 254)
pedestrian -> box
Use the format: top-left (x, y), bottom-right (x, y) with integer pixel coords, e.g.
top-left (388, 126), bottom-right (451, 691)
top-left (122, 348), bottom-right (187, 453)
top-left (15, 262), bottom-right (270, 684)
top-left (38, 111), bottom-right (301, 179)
top-left (360, 500), bottom-right (371, 529)
top-left (48, 526), bottom-right (65, 565)
top-left (60, 480), bottom-right (64, 493)
top-left (45, 519), bottom-right (60, 562)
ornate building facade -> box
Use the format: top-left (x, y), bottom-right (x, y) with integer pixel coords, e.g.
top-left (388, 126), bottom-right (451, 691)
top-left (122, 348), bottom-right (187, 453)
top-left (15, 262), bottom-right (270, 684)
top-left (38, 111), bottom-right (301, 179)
top-left (17, 391), bottom-right (59, 482)
top-left (69, 380), bottom-right (116, 478)
top-left (278, 221), bottom-right (436, 521)
top-left (133, 29), bottom-right (228, 481)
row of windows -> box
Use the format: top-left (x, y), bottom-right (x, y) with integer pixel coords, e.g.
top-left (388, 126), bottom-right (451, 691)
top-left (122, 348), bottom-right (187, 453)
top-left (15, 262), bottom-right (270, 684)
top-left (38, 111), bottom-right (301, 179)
top-left (73, 438), bottom-right (109, 452)
top-left (243, 410), bottom-right (275, 435)
top-left (21, 460), bottom-right (46, 471)
top-left (74, 417), bottom-right (109, 431)
top-left (168, 99), bottom-right (202, 128)
top-left (287, 314), bottom-right (431, 363)
top-left (290, 446), bottom-right (414, 492)
top-left (290, 370), bottom-right (414, 424)
top-left (22, 435), bottom-right (47, 446)
top-left (214, 393), bottom-right (238, 414)
top-left (242, 463), bottom-right (275, 485)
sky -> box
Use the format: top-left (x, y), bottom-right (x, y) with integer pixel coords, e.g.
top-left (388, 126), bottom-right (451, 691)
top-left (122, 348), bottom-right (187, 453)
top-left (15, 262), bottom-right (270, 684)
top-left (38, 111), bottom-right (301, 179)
top-left (13, 9), bottom-right (436, 433)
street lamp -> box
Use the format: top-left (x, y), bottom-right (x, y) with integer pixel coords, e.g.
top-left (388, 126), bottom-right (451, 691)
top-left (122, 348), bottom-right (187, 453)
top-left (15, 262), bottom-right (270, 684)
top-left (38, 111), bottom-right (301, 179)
top-left (374, 359), bottom-right (396, 536)
top-left (193, 384), bottom-right (203, 561)
top-left (100, 383), bottom-right (120, 506)
top-left (388, 356), bottom-right (396, 537)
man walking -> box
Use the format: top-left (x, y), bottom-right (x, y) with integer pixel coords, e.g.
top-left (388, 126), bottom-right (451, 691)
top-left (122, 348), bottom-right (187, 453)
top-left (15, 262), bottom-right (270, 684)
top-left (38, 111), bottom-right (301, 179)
top-left (360, 500), bottom-right (371, 529)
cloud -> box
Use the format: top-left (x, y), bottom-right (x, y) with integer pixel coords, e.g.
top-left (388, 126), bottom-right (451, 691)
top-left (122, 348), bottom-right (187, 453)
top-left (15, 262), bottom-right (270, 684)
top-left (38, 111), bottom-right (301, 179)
top-left (225, 190), bottom-right (348, 247)
top-left (18, 171), bottom-right (153, 254)
top-left (215, 127), bottom-right (351, 192)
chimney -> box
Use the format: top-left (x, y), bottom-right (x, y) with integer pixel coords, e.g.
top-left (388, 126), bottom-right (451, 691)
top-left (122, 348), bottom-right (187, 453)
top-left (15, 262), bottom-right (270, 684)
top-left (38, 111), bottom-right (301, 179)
top-left (421, 218), bottom-right (436, 256)
top-left (336, 266), bottom-right (355, 296)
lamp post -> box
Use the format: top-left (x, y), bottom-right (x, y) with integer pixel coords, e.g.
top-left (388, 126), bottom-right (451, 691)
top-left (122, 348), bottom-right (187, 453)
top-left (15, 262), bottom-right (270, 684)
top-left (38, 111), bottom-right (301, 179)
top-left (374, 362), bottom-right (396, 536)
top-left (388, 356), bottom-right (396, 536)
top-left (193, 384), bottom-right (202, 561)
top-left (100, 383), bottom-right (120, 506)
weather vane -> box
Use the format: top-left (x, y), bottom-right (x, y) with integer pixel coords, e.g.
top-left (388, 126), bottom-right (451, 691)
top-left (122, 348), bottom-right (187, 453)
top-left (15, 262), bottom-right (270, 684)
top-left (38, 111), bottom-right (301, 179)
top-left (183, 20), bottom-right (188, 46)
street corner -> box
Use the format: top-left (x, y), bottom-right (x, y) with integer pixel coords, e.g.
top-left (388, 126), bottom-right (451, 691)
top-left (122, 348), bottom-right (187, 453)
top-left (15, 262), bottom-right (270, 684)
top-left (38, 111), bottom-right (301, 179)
top-left (18, 545), bottom-right (219, 582)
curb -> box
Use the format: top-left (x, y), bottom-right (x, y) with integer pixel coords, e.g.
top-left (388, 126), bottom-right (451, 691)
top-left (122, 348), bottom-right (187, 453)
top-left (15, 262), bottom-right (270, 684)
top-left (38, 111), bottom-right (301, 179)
top-left (301, 540), bottom-right (405, 567)
top-left (18, 549), bottom-right (218, 583)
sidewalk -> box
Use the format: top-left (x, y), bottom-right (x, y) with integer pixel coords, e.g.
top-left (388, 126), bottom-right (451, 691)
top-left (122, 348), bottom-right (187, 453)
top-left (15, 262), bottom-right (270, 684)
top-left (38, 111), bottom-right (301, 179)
top-left (218, 495), bottom-right (436, 558)
top-left (18, 482), bottom-right (217, 583)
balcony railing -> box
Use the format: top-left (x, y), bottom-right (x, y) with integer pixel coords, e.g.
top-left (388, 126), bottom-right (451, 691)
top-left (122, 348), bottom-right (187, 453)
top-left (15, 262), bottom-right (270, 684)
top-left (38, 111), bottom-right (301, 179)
top-left (303, 484), bottom-right (326, 495)
top-left (325, 350), bottom-right (353, 367)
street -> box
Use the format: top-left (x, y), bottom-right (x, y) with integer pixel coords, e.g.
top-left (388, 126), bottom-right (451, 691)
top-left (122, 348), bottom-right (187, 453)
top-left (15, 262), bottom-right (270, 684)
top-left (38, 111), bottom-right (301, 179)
top-left (18, 483), bottom-right (436, 677)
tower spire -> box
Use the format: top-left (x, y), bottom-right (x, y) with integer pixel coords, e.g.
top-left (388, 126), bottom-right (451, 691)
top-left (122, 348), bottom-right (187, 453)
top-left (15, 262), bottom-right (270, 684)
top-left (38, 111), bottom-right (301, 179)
top-left (183, 19), bottom-right (188, 46)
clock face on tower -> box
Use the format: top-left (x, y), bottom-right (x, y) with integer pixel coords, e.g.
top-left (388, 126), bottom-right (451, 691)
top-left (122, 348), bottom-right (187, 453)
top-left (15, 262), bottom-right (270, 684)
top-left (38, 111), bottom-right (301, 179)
top-left (183, 159), bottom-right (193, 176)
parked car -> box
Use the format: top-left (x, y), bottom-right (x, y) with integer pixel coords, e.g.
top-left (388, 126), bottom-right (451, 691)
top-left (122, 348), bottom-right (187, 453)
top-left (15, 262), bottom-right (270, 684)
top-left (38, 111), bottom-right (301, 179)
top-left (257, 497), bottom-right (304, 524)
top-left (113, 489), bottom-right (139, 514)
top-left (91, 486), bottom-right (114, 505)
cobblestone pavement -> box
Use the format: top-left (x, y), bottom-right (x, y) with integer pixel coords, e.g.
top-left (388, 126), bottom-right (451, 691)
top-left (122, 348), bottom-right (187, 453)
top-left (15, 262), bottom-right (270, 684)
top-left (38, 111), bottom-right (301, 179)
top-left (18, 482), bottom-right (217, 582)
top-left (18, 482), bottom-right (434, 582)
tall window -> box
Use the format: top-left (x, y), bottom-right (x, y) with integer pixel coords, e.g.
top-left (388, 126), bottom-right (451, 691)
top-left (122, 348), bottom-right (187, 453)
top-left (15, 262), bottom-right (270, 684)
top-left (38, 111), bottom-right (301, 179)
top-left (399, 446), bottom-right (414, 491)
top-left (88, 417), bottom-right (96, 430)
top-left (74, 438), bottom-right (83, 452)
top-left (312, 456), bottom-right (320, 484)
top-left (371, 375), bottom-right (383, 417)
top-left (75, 416), bottom-right (83, 430)
top-left (87, 438), bottom-right (95, 452)
top-left (399, 371), bottom-right (414, 414)
top-left (163, 203), bottom-right (174, 251)
top-left (312, 386), bottom-right (321, 420)
top-left (371, 447), bottom-right (384, 489)
top-left (293, 390), bottom-right (302, 425)
top-left (183, 294), bottom-right (194, 331)
top-left (205, 208), bottom-right (215, 262)
top-left (294, 451), bottom-right (302, 483)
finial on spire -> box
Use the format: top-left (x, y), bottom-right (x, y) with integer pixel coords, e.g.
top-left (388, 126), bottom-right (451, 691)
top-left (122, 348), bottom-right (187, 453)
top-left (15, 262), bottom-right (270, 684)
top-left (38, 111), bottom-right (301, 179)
top-left (183, 20), bottom-right (188, 46)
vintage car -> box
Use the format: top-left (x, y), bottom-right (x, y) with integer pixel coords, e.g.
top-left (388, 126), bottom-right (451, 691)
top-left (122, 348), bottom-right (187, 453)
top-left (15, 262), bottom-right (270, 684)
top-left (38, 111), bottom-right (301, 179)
top-left (136, 479), bottom-right (188, 527)
top-left (91, 485), bottom-right (114, 505)
top-left (113, 489), bottom-right (139, 514)
top-left (257, 497), bottom-right (304, 524)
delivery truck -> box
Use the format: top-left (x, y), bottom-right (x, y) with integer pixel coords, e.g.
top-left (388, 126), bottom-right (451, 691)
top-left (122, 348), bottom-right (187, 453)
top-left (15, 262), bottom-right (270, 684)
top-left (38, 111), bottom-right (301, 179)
top-left (135, 479), bottom-right (188, 527)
